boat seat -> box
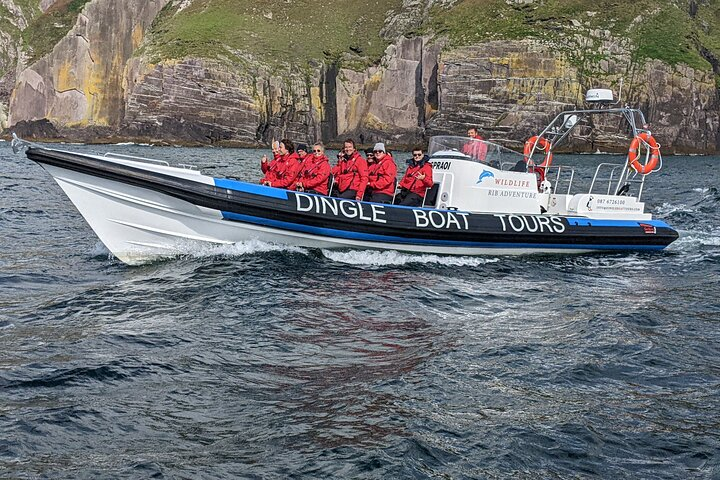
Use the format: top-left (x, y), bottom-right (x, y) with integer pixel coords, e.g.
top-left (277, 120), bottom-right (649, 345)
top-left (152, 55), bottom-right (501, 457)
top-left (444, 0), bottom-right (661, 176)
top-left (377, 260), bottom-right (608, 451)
top-left (423, 183), bottom-right (441, 207)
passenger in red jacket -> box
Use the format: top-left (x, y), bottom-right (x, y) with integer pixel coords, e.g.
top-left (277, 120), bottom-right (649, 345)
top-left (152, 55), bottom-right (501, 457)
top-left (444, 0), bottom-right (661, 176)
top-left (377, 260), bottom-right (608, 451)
top-left (260, 138), bottom-right (301, 189)
top-left (330, 139), bottom-right (368, 201)
top-left (395, 147), bottom-right (434, 207)
top-left (294, 142), bottom-right (331, 195)
top-left (295, 143), bottom-right (309, 163)
top-left (363, 142), bottom-right (397, 204)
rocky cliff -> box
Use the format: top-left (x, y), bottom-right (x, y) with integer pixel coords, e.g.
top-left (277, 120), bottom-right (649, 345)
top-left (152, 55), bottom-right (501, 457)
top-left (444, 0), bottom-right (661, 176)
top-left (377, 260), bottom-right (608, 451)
top-left (3, 0), bottom-right (719, 153)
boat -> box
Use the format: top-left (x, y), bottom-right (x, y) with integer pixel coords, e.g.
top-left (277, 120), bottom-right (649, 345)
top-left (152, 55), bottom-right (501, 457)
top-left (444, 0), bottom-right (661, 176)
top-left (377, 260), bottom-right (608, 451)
top-left (10, 89), bottom-right (678, 265)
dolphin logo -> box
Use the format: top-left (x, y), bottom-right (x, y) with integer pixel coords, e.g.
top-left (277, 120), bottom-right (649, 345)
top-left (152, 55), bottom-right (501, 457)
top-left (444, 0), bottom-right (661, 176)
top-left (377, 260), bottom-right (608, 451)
top-left (477, 170), bottom-right (495, 184)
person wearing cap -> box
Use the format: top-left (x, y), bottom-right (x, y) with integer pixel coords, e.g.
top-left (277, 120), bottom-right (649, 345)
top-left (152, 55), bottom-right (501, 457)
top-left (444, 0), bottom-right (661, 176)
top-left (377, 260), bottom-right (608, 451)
top-left (330, 138), bottom-right (368, 201)
top-left (365, 148), bottom-right (375, 166)
top-left (260, 138), bottom-right (301, 189)
top-left (364, 142), bottom-right (397, 204)
top-left (395, 147), bottom-right (434, 206)
top-left (294, 142), bottom-right (331, 195)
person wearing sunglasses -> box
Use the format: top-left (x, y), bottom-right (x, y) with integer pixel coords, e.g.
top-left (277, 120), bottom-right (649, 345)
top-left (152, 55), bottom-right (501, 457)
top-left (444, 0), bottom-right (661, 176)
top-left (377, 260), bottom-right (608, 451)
top-left (294, 143), bottom-right (331, 195)
top-left (363, 142), bottom-right (397, 204)
top-left (365, 148), bottom-right (375, 165)
top-left (260, 138), bottom-right (301, 189)
top-left (395, 147), bottom-right (433, 206)
top-left (330, 138), bottom-right (368, 201)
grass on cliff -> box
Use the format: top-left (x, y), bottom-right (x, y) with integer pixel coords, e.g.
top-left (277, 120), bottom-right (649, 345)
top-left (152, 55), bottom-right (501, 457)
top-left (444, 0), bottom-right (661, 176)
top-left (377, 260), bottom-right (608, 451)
top-left (140, 0), bottom-right (402, 69)
top-left (0, 0), bottom-right (39, 74)
top-left (21, 0), bottom-right (92, 64)
top-left (428, 0), bottom-right (715, 71)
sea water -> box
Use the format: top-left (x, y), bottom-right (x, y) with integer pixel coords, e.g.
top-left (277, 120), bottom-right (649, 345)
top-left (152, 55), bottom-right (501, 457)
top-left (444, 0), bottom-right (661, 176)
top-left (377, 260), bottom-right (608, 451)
top-left (1, 143), bottom-right (719, 478)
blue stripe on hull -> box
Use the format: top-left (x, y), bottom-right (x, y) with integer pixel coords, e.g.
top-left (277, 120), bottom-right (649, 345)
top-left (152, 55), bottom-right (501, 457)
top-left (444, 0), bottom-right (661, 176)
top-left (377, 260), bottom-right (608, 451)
top-left (213, 178), bottom-right (289, 200)
top-left (220, 211), bottom-right (667, 251)
top-left (566, 217), bottom-right (670, 228)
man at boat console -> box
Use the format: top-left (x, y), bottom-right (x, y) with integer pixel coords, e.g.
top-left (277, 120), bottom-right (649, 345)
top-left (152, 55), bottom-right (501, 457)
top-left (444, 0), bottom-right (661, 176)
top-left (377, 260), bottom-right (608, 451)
top-left (260, 139), bottom-right (301, 189)
top-left (395, 147), bottom-right (434, 207)
top-left (330, 139), bottom-right (368, 201)
top-left (462, 127), bottom-right (488, 162)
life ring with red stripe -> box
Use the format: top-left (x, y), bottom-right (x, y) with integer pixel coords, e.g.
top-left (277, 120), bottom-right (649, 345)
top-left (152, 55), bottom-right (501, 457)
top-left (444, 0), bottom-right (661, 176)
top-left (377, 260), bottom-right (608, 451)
top-left (523, 135), bottom-right (553, 168)
top-left (628, 132), bottom-right (660, 174)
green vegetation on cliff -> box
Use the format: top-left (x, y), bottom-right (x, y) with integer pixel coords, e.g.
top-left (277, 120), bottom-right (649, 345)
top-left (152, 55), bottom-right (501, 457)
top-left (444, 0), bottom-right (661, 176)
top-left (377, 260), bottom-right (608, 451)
top-left (13, 0), bottom-right (720, 83)
top-left (134, 0), bottom-right (720, 82)
top-left (0, 1), bottom-right (39, 75)
top-left (21, 0), bottom-right (92, 64)
top-left (429, 0), bottom-right (717, 71)
top-left (139, 0), bottom-right (403, 68)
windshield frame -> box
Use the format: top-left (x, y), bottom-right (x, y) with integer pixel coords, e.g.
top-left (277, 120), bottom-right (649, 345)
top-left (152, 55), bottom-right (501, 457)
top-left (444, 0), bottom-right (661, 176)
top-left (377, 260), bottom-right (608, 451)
top-left (428, 136), bottom-right (525, 168)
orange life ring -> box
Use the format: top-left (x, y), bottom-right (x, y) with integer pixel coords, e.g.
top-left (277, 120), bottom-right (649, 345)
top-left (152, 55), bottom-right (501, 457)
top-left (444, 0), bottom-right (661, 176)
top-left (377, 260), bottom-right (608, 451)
top-left (523, 135), bottom-right (553, 168)
top-left (628, 132), bottom-right (660, 174)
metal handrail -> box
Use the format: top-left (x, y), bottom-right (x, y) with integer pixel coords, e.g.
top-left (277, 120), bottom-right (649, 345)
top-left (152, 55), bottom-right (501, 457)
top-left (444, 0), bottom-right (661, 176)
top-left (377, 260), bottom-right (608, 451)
top-left (103, 152), bottom-right (169, 166)
top-left (589, 162), bottom-right (646, 199)
top-left (544, 165), bottom-right (575, 195)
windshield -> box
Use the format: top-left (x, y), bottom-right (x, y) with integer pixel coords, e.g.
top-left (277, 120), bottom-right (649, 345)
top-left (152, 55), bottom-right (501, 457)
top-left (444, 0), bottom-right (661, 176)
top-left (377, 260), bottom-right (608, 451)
top-left (428, 136), bottom-right (525, 168)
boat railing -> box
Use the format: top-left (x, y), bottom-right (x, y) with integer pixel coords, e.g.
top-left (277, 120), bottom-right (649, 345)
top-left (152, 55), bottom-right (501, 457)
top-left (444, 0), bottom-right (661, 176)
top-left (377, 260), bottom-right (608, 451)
top-left (104, 152), bottom-right (170, 166)
top-left (544, 165), bottom-right (575, 195)
top-left (590, 163), bottom-right (646, 199)
top-left (102, 153), bottom-right (199, 171)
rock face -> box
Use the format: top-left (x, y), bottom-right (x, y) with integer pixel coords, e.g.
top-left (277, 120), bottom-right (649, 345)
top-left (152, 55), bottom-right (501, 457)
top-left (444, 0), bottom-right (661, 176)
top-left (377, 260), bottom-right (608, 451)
top-left (121, 57), bottom-right (327, 146)
top-left (427, 41), bottom-right (720, 153)
top-left (8, 0), bottom-right (171, 138)
top-left (335, 37), bottom-right (444, 147)
top-left (0, 0), bottom-right (30, 131)
top-left (4, 1), bottom-right (719, 153)
top-left (120, 36), bottom-right (443, 147)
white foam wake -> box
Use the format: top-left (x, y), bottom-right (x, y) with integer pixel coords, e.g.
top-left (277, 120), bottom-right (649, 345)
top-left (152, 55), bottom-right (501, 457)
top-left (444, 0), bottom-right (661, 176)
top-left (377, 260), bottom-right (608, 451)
top-left (187, 239), bottom-right (309, 258)
top-left (670, 228), bottom-right (720, 249)
top-left (654, 202), bottom-right (691, 216)
top-left (321, 249), bottom-right (499, 266)
top-left (89, 239), bottom-right (309, 264)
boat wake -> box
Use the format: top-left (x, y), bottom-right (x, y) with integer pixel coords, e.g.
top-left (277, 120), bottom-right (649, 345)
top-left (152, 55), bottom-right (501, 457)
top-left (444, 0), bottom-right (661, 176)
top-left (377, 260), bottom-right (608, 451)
top-left (321, 249), bottom-right (500, 267)
top-left (671, 228), bottom-right (720, 248)
top-left (90, 239), bottom-right (310, 264)
top-left (191, 239), bottom-right (309, 258)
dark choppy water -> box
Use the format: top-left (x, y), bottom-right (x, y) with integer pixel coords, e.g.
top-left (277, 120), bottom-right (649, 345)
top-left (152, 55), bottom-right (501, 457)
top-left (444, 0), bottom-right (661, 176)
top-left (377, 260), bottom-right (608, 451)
top-left (1, 142), bottom-right (719, 479)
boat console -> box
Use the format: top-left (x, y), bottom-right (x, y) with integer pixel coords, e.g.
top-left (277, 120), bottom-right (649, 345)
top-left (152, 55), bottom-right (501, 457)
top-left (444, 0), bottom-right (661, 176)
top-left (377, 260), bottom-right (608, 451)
top-left (426, 136), bottom-right (541, 214)
top-left (426, 92), bottom-right (662, 221)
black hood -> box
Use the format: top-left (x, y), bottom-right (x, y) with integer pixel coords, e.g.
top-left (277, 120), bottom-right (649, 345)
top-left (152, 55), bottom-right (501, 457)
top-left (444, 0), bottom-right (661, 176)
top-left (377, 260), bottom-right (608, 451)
top-left (406, 154), bottom-right (429, 166)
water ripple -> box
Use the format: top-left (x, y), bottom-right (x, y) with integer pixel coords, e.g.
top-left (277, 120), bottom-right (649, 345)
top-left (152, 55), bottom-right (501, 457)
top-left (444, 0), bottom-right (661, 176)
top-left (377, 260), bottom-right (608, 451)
top-left (1, 148), bottom-right (719, 478)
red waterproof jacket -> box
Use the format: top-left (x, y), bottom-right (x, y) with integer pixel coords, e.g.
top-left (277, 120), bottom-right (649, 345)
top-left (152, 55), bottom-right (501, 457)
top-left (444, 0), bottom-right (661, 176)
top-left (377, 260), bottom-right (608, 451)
top-left (331, 151), bottom-right (368, 200)
top-left (293, 154), bottom-right (331, 195)
top-left (399, 157), bottom-right (434, 197)
top-left (461, 135), bottom-right (488, 161)
top-left (260, 152), bottom-right (301, 189)
top-left (366, 154), bottom-right (397, 197)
